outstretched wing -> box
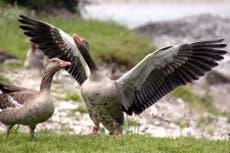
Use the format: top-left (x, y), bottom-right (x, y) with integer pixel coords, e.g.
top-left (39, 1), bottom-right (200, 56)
top-left (116, 39), bottom-right (227, 115)
top-left (18, 15), bottom-right (89, 85)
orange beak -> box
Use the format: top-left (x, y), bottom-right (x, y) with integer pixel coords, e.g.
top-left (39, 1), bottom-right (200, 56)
top-left (59, 60), bottom-right (71, 67)
top-left (72, 34), bottom-right (84, 44)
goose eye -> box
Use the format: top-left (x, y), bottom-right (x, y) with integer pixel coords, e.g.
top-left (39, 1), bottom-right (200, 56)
top-left (83, 40), bottom-right (88, 46)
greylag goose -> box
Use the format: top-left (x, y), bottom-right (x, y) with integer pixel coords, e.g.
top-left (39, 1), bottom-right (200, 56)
top-left (19, 15), bottom-right (227, 135)
top-left (24, 39), bottom-right (48, 72)
top-left (0, 50), bottom-right (17, 64)
top-left (0, 58), bottom-right (71, 138)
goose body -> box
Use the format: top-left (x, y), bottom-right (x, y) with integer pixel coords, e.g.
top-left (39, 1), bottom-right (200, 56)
top-left (81, 72), bottom-right (123, 133)
top-left (0, 58), bottom-right (71, 137)
top-left (0, 90), bottom-right (53, 126)
top-left (19, 15), bottom-right (227, 135)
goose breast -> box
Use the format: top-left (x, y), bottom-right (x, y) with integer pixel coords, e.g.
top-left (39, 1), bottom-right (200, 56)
top-left (18, 95), bottom-right (54, 125)
top-left (81, 77), bottom-right (124, 132)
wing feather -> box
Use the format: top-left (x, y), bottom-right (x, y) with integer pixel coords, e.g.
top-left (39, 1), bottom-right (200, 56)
top-left (19, 15), bottom-right (89, 85)
top-left (116, 39), bottom-right (227, 115)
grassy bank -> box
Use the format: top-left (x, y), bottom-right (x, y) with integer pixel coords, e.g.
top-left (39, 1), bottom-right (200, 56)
top-left (0, 132), bottom-right (229, 153)
top-left (0, 5), bottom-right (153, 68)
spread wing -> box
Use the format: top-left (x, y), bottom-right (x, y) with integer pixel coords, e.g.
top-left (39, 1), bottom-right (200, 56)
top-left (116, 39), bottom-right (227, 115)
top-left (18, 15), bottom-right (89, 85)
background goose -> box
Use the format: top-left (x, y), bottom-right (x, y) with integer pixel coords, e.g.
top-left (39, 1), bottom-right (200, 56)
top-left (0, 58), bottom-right (71, 138)
top-left (24, 38), bottom-right (48, 73)
top-left (0, 50), bottom-right (17, 64)
top-left (19, 15), bottom-right (227, 135)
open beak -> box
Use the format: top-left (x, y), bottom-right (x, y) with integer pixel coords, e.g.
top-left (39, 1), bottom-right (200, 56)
top-left (72, 34), bottom-right (84, 44)
top-left (59, 60), bottom-right (71, 67)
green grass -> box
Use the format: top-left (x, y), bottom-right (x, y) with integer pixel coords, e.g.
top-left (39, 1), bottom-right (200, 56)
top-left (0, 5), bottom-right (153, 68)
top-left (170, 85), bottom-right (197, 104)
top-left (71, 106), bottom-right (88, 114)
top-left (127, 119), bottom-right (141, 127)
top-left (0, 5), bottom-right (31, 60)
top-left (0, 132), bottom-right (229, 153)
top-left (64, 92), bottom-right (82, 101)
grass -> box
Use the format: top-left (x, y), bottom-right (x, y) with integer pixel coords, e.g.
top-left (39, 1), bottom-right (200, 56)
top-left (0, 5), bottom-right (30, 60)
top-left (71, 106), bottom-right (88, 114)
top-left (0, 132), bottom-right (229, 153)
top-left (170, 85), bottom-right (197, 104)
top-left (127, 119), bottom-right (141, 127)
top-left (64, 92), bottom-right (82, 101)
top-left (0, 5), bottom-right (154, 69)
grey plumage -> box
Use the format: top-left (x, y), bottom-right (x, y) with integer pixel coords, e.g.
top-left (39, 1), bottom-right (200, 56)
top-left (24, 40), bottom-right (48, 72)
top-left (18, 15), bottom-right (227, 135)
top-left (117, 40), bottom-right (227, 115)
top-left (81, 71), bottom-right (124, 133)
top-left (0, 58), bottom-right (71, 138)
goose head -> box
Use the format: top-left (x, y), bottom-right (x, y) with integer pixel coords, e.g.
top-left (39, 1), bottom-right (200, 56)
top-left (40, 58), bottom-right (71, 91)
top-left (72, 34), bottom-right (98, 72)
top-left (43, 58), bottom-right (71, 74)
top-left (73, 34), bottom-right (89, 54)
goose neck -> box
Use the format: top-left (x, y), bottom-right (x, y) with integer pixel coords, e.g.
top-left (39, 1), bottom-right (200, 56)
top-left (81, 49), bottom-right (98, 72)
top-left (39, 70), bottom-right (55, 93)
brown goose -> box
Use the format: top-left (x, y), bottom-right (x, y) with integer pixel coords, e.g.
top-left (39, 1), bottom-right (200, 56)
top-left (19, 15), bottom-right (227, 135)
top-left (0, 58), bottom-right (71, 138)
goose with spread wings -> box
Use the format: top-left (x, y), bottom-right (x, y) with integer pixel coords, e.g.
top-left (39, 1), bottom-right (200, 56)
top-left (19, 15), bottom-right (227, 135)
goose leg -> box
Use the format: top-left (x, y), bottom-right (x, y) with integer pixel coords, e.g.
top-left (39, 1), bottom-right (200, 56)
top-left (113, 129), bottom-right (120, 136)
top-left (29, 125), bottom-right (36, 138)
top-left (5, 125), bottom-right (13, 139)
top-left (91, 123), bottom-right (99, 135)
top-left (113, 121), bottom-right (121, 136)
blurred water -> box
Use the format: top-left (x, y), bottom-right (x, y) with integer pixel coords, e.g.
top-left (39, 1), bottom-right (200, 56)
top-left (81, 3), bottom-right (230, 28)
